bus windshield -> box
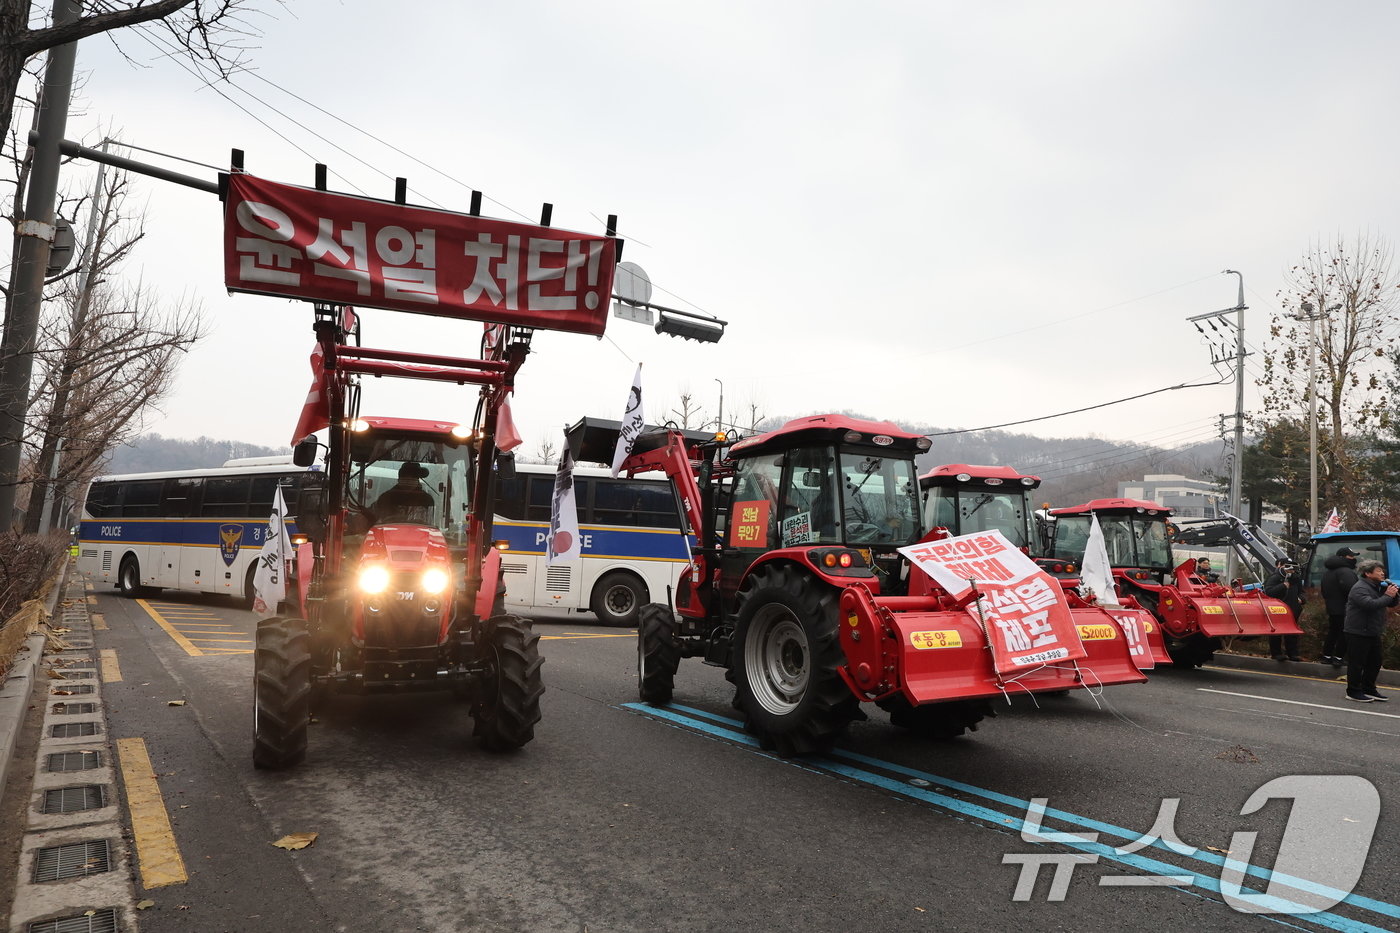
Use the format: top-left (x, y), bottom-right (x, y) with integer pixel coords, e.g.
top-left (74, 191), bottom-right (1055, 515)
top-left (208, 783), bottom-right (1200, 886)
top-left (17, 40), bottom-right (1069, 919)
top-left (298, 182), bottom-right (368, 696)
top-left (349, 435), bottom-right (472, 544)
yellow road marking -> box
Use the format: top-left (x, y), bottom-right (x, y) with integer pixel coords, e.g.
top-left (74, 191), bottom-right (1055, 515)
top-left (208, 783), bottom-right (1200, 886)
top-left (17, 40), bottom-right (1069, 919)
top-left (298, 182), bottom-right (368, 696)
top-left (91, 612), bottom-right (107, 631)
top-left (99, 649), bottom-right (122, 683)
top-left (1203, 664), bottom-right (1347, 685)
top-left (540, 633), bottom-right (636, 640)
top-left (116, 738), bottom-right (188, 889)
top-left (201, 648), bottom-right (253, 654)
top-left (136, 600), bottom-right (203, 657)
top-left (185, 638), bottom-right (252, 644)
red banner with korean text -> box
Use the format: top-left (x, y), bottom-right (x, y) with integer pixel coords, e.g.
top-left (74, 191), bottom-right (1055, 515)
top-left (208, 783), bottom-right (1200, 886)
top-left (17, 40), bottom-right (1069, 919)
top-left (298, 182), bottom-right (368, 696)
top-left (223, 174), bottom-right (617, 335)
top-left (899, 530), bottom-right (1087, 675)
top-left (729, 499), bottom-right (771, 548)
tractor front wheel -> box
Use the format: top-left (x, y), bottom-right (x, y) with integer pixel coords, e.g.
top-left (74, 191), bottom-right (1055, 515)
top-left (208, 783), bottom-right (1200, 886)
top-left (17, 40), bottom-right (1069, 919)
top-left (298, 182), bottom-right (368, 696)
top-left (470, 615), bottom-right (545, 751)
top-left (730, 564), bottom-right (859, 757)
top-left (253, 616), bottom-right (311, 770)
top-left (878, 695), bottom-right (991, 740)
top-left (637, 603), bottom-right (680, 705)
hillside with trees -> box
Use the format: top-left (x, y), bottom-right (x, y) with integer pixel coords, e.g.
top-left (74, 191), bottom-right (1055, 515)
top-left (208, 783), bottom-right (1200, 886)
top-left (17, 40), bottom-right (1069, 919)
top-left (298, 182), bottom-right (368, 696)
top-left (103, 433), bottom-right (288, 475)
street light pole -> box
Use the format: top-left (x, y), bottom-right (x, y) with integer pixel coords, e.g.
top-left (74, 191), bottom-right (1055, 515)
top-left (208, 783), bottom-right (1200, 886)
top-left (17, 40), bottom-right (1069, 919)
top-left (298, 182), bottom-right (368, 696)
top-left (1296, 300), bottom-right (1338, 532)
top-left (714, 378), bottom-right (724, 435)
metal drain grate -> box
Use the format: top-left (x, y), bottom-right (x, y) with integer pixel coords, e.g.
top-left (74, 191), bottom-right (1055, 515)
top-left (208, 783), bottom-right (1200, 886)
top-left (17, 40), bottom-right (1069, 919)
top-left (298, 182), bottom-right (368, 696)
top-left (46, 751), bottom-right (102, 772)
top-left (50, 722), bottom-right (99, 738)
top-left (52, 703), bottom-right (96, 715)
top-left (65, 641), bottom-right (94, 649)
top-left (32, 839), bottom-right (111, 882)
top-left (52, 684), bottom-right (95, 695)
top-left (27, 907), bottom-right (118, 933)
top-left (41, 785), bottom-right (107, 814)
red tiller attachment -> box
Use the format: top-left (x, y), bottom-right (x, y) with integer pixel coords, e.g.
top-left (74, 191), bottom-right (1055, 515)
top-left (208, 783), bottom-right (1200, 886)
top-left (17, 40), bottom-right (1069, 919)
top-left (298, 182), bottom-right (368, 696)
top-left (1155, 560), bottom-right (1303, 639)
top-left (1099, 604), bottom-right (1171, 667)
top-left (837, 588), bottom-right (1146, 706)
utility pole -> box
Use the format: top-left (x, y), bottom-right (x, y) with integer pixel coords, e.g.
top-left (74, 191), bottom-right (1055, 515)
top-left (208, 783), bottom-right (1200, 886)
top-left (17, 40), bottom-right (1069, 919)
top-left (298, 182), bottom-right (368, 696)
top-left (714, 378), bottom-right (724, 435)
top-left (0, 0), bottom-right (82, 529)
top-left (1295, 299), bottom-right (1339, 532)
top-left (1187, 270), bottom-right (1248, 582)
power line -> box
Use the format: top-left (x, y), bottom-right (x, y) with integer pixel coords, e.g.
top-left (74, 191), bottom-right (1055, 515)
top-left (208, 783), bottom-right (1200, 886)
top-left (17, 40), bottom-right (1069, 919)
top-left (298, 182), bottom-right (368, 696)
top-left (926, 375), bottom-right (1228, 438)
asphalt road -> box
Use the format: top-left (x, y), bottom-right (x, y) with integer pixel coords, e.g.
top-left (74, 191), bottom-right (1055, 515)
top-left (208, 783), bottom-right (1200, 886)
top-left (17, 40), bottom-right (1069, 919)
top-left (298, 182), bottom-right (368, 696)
top-left (56, 588), bottom-right (1400, 932)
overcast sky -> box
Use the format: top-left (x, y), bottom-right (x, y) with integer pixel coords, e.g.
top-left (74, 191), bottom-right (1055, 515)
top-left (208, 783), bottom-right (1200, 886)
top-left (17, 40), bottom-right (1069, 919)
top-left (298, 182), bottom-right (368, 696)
top-left (34, 1), bottom-right (1400, 464)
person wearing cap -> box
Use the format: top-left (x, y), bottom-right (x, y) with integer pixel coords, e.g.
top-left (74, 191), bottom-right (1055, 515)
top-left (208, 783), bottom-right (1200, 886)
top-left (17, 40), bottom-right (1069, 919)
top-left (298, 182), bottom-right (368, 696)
top-left (1263, 558), bottom-right (1304, 661)
top-left (1343, 560), bottom-right (1398, 702)
top-left (373, 461), bottom-right (436, 524)
top-left (1320, 546), bottom-right (1361, 666)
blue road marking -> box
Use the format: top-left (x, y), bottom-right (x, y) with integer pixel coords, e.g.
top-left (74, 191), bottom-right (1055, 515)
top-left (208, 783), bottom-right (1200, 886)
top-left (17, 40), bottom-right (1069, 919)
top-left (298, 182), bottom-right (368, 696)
top-left (624, 702), bottom-right (1396, 932)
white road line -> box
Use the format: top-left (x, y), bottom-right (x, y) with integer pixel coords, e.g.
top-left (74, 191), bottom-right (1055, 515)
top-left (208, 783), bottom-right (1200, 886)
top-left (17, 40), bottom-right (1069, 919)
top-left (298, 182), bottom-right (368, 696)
top-left (1197, 687), bottom-right (1400, 719)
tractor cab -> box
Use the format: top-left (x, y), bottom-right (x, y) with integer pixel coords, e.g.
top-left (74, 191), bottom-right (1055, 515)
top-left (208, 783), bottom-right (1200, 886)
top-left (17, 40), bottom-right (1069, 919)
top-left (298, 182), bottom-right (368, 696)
top-left (718, 415), bottom-right (929, 604)
top-left (1050, 498), bottom-right (1174, 584)
top-left (343, 416), bottom-right (475, 547)
top-left (919, 465), bottom-right (1040, 552)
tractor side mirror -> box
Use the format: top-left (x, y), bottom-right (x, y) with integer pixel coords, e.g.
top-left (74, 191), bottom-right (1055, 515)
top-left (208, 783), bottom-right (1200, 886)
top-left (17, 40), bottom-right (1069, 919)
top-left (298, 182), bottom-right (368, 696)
top-left (295, 477), bottom-right (328, 546)
top-left (293, 436), bottom-right (319, 467)
top-left (801, 470), bottom-right (823, 488)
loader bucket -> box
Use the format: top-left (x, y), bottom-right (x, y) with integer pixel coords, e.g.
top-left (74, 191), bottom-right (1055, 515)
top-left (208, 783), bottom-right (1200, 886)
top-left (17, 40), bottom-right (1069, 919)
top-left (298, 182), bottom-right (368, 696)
top-left (1187, 595), bottom-right (1303, 638)
top-left (838, 590), bottom-right (1146, 706)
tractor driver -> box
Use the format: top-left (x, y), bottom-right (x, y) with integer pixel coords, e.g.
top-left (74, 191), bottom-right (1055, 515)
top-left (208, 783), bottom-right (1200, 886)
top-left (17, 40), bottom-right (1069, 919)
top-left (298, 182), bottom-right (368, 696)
top-left (373, 461), bottom-right (436, 524)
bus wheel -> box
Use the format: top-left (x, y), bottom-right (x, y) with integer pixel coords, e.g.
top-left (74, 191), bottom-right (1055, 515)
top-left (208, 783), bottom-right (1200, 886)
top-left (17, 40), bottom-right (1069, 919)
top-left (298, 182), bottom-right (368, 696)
top-left (591, 571), bottom-right (647, 627)
top-left (118, 557), bottom-right (144, 599)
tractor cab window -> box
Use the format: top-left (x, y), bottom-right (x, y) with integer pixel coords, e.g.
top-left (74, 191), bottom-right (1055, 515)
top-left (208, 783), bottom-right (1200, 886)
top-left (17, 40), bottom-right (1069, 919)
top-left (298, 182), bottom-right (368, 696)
top-left (837, 450), bottom-right (921, 545)
top-left (945, 488), bottom-right (1031, 548)
top-left (727, 453), bottom-right (783, 549)
top-left (1050, 515), bottom-right (1091, 561)
top-left (347, 435), bottom-right (473, 539)
top-left (1134, 518), bottom-right (1171, 569)
top-left (780, 445), bottom-right (840, 545)
top-left (923, 488), bottom-right (958, 533)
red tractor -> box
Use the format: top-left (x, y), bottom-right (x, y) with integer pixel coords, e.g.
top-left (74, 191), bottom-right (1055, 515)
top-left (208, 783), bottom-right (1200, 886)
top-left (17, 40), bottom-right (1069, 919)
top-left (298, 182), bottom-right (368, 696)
top-left (1046, 498), bottom-right (1301, 668)
top-left (920, 464), bottom-right (1168, 668)
top-left (589, 415), bottom-right (1146, 757)
top-left (253, 306), bottom-right (543, 768)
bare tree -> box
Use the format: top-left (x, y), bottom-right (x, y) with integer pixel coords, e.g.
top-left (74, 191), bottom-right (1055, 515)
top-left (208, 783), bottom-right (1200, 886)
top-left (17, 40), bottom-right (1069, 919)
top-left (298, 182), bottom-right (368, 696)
top-left (531, 434), bottom-right (557, 466)
top-left (20, 166), bottom-right (205, 531)
top-left (0, 1), bottom-right (267, 149)
top-left (1258, 233), bottom-right (1400, 521)
top-left (669, 391), bottom-right (703, 430)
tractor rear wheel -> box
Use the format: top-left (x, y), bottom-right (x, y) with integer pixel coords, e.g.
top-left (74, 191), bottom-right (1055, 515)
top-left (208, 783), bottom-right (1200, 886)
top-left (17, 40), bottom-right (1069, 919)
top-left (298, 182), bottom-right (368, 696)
top-left (253, 616), bottom-right (311, 770)
top-left (471, 615), bottom-right (545, 751)
top-left (637, 603), bottom-right (680, 705)
top-left (1167, 633), bottom-right (1216, 669)
top-left (730, 564), bottom-right (859, 756)
top-left (878, 695), bottom-right (990, 740)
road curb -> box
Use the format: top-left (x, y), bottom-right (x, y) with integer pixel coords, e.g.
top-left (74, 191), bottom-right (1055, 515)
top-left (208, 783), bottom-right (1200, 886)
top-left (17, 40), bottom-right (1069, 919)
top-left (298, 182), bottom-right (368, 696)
top-left (0, 559), bottom-right (70, 801)
top-left (1209, 650), bottom-right (1400, 688)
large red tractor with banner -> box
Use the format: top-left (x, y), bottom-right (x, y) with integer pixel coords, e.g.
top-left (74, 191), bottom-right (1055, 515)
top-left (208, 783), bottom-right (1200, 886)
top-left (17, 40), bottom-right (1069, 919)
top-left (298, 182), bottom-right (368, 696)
top-left (919, 464), bottom-right (1167, 668)
top-left (220, 170), bottom-right (624, 768)
top-left (582, 415), bottom-right (1146, 757)
top-left (1045, 498), bottom-right (1302, 668)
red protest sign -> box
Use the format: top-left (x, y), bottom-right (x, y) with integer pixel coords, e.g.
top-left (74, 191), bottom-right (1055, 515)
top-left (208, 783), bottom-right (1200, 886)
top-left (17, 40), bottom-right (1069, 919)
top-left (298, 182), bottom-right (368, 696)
top-left (900, 530), bottom-right (1087, 675)
top-left (729, 499), bottom-right (771, 548)
top-left (223, 174), bottom-right (617, 335)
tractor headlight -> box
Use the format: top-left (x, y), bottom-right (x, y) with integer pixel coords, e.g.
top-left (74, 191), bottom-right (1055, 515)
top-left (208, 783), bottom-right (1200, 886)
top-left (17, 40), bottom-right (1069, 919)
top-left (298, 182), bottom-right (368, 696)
top-left (421, 568), bottom-right (449, 594)
top-left (359, 565), bottom-right (390, 594)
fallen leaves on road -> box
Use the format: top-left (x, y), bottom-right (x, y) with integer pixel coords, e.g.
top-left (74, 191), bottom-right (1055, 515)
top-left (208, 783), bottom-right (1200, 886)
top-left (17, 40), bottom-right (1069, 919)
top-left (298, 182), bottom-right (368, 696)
top-left (44, 669), bottom-right (66, 680)
top-left (1206, 846), bottom-right (1231, 854)
top-left (136, 900), bottom-right (155, 910)
top-left (167, 700), bottom-right (186, 706)
top-left (1214, 744), bottom-right (1259, 764)
top-left (272, 832), bottom-right (318, 850)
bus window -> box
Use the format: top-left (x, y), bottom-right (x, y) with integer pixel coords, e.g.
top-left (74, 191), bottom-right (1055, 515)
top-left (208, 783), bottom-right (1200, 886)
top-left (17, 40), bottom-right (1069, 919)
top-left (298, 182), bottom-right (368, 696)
top-left (85, 482), bottom-right (119, 517)
top-left (161, 478), bottom-right (202, 518)
top-left (496, 475), bottom-right (527, 520)
top-left (121, 480), bottom-right (163, 517)
top-left (204, 476), bottom-right (252, 517)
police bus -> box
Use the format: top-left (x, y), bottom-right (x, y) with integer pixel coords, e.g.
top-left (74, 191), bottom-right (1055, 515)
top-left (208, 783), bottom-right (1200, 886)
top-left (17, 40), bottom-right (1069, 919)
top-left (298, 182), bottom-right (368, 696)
top-left (76, 457), bottom-right (317, 604)
top-left (492, 461), bottom-right (689, 626)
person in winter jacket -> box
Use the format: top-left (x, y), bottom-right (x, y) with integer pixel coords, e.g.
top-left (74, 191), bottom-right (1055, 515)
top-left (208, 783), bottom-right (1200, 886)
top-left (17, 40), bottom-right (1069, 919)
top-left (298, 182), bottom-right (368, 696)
top-left (1319, 547), bottom-right (1361, 666)
top-left (1263, 559), bottom-right (1304, 661)
top-left (1343, 560), bottom-right (1398, 702)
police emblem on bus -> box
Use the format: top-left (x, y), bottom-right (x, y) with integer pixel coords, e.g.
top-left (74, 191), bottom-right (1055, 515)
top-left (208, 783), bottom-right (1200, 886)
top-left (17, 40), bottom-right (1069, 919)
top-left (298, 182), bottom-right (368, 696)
top-left (218, 524), bottom-right (244, 566)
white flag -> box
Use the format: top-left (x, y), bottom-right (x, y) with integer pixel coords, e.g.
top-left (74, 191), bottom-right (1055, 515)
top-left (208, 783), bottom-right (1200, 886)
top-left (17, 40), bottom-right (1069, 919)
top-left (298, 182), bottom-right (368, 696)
top-left (548, 441), bottom-right (581, 565)
top-left (252, 486), bottom-right (293, 618)
top-left (1079, 513), bottom-right (1121, 606)
top-left (1321, 508), bottom-right (1342, 533)
top-left (610, 364), bottom-right (644, 478)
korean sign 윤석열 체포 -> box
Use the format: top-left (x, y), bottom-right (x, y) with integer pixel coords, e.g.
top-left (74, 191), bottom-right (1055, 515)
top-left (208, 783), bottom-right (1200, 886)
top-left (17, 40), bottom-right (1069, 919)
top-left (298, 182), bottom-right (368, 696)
top-left (223, 174), bottom-right (618, 335)
top-left (898, 530), bottom-right (1087, 675)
